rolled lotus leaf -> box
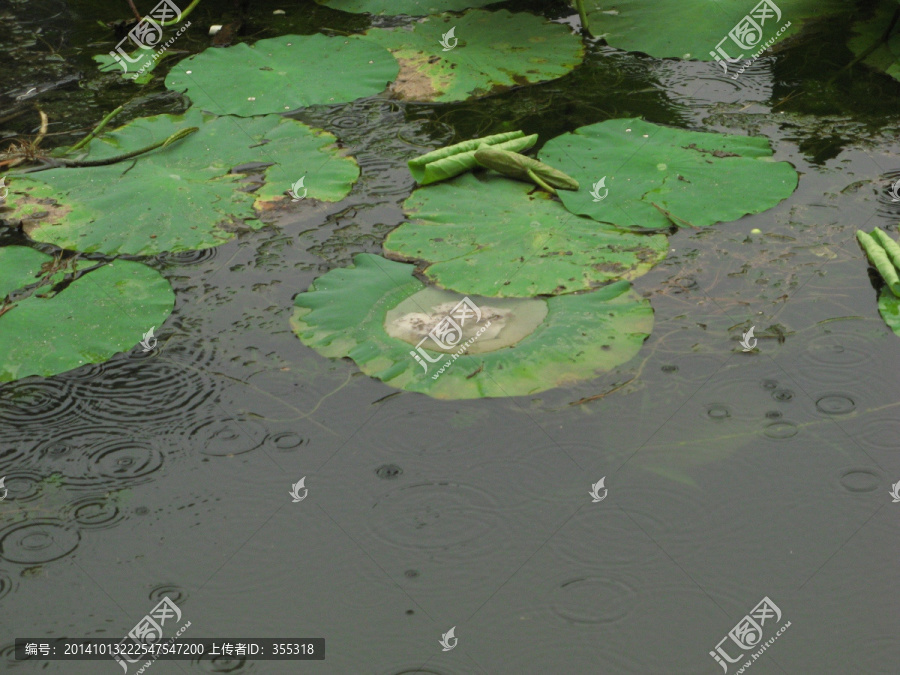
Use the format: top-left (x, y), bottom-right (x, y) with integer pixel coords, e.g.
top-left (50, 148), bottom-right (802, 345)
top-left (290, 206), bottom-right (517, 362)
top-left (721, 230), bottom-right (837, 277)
top-left (871, 227), bottom-right (900, 271)
top-left (474, 145), bottom-right (579, 195)
top-left (857, 230), bottom-right (900, 297)
top-left (408, 130), bottom-right (537, 185)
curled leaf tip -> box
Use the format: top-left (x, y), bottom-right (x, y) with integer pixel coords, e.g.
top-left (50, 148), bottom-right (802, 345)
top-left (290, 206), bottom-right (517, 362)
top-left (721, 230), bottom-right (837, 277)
top-left (473, 145), bottom-right (579, 194)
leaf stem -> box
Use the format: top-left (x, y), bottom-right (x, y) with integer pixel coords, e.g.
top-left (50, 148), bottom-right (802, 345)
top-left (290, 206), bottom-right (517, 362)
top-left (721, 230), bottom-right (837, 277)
top-left (67, 105), bottom-right (124, 153)
top-left (22, 127), bottom-right (198, 172)
top-left (574, 0), bottom-right (591, 36)
top-left (159, 0), bottom-right (201, 26)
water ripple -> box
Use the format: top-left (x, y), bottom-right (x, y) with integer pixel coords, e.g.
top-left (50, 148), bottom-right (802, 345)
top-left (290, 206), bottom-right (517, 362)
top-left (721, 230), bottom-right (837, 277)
top-left (72, 360), bottom-right (216, 429)
top-left (0, 379), bottom-right (78, 427)
top-left (0, 520), bottom-right (80, 564)
top-left (370, 482), bottom-right (499, 553)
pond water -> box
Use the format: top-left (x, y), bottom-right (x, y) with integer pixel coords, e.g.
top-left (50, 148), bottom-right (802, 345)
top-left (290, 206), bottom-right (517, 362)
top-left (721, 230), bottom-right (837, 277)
top-left (1, 0), bottom-right (899, 673)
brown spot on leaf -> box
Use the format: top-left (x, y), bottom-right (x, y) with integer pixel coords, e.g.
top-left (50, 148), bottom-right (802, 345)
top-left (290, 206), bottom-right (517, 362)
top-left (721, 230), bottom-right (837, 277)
top-left (14, 195), bottom-right (73, 236)
top-left (388, 56), bottom-right (442, 101)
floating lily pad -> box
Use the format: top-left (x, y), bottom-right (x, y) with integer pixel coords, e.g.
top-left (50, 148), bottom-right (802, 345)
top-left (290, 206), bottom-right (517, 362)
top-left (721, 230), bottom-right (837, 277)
top-left (0, 246), bottom-right (48, 299)
top-left (848, 0), bottom-right (900, 82)
top-left (584, 0), bottom-right (846, 60)
top-left (539, 117), bottom-right (798, 231)
top-left (878, 287), bottom-right (900, 335)
top-left (366, 9), bottom-right (584, 102)
top-left (384, 172), bottom-right (668, 297)
top-left (0, 247), bottom-right (174, 382)
top-left (290, 253), bottom-right (653, 399)
top-left (316, 0), bottom-right (498, 15)
top-left (6, 108), bottom-right (358, 256)
top-left (165, 34), bottom-right (399, 116)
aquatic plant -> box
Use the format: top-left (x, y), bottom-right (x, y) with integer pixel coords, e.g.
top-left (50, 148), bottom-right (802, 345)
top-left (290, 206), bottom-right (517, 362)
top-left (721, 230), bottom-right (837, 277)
top-left (0, 247), bottom-right (174, 382)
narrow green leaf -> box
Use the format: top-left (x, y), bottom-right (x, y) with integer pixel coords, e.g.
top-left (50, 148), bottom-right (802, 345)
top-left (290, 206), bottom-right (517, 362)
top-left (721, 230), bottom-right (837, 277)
top-left (409, 131), bottom-right (537, 185)
top-left (857, 230), bottom-right (900, 296)
top-left (473, 145), bottom-right (579, 191)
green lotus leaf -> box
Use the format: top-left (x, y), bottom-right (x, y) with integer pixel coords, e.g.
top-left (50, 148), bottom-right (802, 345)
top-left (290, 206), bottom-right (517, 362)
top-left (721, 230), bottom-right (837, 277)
top-left (0, 247), bottom-right (174, 382)
top-left (539, 117), bottom-right (798, 231)
top-left (383, 172), bottom-right (668, 297)
top-left (0, 246), bottom-right (49, 299)
top-left (365, 9), bottom-right (584, 103)
top-left (848, 0), bottom-right (900, 82)
top-left (5, 108), bottom-right (358, 256)
top-left (290, 253), bottom-right (653, 399)
top-left (165, 34), bottom-right (399, 116)
top-left (583, 0), bottom-right (846, 60)
top-left (94, 49), bottom-right (176, 84)
top-left (878, 287), bottom-right (900, 336)
top-left (316, 0), bottom-right (499, 15)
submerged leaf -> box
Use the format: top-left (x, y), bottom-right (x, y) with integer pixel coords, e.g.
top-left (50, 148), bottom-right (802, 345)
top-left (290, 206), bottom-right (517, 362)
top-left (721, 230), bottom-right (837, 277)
top-left (384, 173), bottom-right (668, 297)
top-left (315, 0), bottom-right (499, 15)
top-left (0, 247), bottom-right (174, 382)
top-left (6, 108), bottom-right (359, 256)
top-left (366, 9), bottom-right (584, 102)
top-left (584, 0), bottom-right (847, 60)
top-left (539, 117), bottom-right (798, 231)
top-left (291, 254), bottom-right (654, 399)
top-left (94, 50), bottom-right (176, 84)
top-left (165, 34), bottom-right (399, 116)
top-left (847, 0), bottom-right (900, 82)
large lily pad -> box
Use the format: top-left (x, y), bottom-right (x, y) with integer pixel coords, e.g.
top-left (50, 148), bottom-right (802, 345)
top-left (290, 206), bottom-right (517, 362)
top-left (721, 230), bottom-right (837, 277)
top-left (384, 172), bottom-right (668, 297)
top-left (0, 246), bottom-right (48, 298)
top-left (290, 253), bottom-right (653, 399)
top-left (848, 0), bottom-right (900, 82)
top-left (316, 0), bottom-right (498, 15)
top-left (5, 108), bottom-right (359, 256)
top-left (365, 9), bottom-right (584, 102)
top-left (584, 0), bottom-right (847, 60)
top-left (0, 247), bottom-right (174, 382)
top-left (539, 117), bottom-right (798, 231)
top-left (165, 34), bottom-right (399, 116)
